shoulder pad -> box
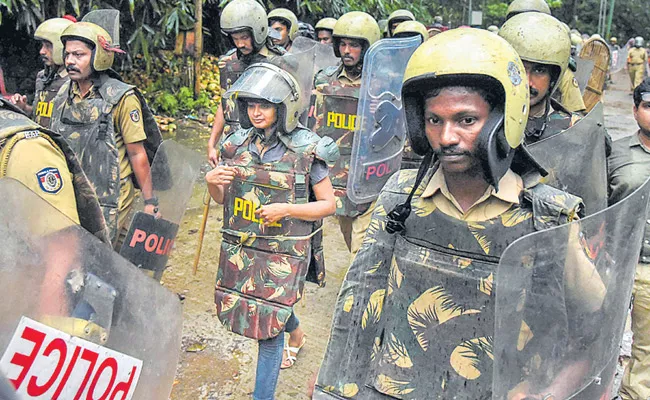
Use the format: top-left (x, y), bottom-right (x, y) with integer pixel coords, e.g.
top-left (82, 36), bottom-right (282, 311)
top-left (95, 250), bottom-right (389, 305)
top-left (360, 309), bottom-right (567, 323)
top-left (279, 128), bottom-right (339, 164)
top-left (223, 128), bottom-right (251, 147)
top-left (315, 136), bottom-right (340, 164)
top-left (524, 183), bottom-right (584, 231)
top-left (97, 76), bottom-right (135, 106)
top-left (314, 65), bottom-right (340, 87)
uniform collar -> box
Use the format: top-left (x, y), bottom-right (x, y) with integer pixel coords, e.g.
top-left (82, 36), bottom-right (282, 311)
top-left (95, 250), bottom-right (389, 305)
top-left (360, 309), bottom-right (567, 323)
top-left (58, 67), bottom-right (68, 78)
top-left (630, 130), bottom-right (650, 154)
top-left (337, 66), bottom-right (361, 84)
top-left (421, 167), bottom-right (522, 205)
top-left (70, 80), bottom-right (96, 99)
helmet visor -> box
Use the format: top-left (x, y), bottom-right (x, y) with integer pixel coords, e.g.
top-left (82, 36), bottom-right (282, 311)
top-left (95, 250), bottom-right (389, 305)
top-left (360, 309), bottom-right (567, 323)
top-left (225, 65), bottom-right (297, 104)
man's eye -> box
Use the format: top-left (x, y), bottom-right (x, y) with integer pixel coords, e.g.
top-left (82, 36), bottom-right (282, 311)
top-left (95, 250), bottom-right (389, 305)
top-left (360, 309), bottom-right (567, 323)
top-left (461, 117), bottom-right (476, 125)
top-left (426, 117), bottom-right (440, 124)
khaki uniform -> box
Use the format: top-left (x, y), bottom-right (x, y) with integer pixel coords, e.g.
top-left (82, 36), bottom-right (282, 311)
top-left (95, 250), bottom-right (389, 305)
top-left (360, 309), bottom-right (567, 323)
top-left (608, 132), bottom-right (650, 400)
top-left (628, 47), bottom-right (648, 90)
top-left (67, 82), bottom-right (146, 245)
top-left (556, 69), bottom-right (586, 113)
top-left (314, 67), bottom-right (371, 255)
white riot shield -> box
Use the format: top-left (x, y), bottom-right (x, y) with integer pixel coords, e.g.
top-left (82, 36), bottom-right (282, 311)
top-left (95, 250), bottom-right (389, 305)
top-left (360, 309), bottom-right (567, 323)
top-left (526, 102), bottom-right (608, 215)
top-left (492, 177), bottom-right (650, 399)
top-left (610, 47), bottom-right (628, 74)
top-left (268, 47), bottom-right (317, 120)
top-left (292, 36), bottom-right (339, 77)
top-left (574, 57), bottom-right (595, 95)
top-left (0, 179), bottom-right (182, 399)
top-left (119, 140), bottom-right (201, 279)
top-left (347, 36), bottom-right (421, 204)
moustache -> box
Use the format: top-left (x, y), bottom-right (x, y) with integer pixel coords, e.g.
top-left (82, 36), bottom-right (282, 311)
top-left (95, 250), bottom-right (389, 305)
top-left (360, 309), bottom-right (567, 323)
top-left (39, 55), bottom-right (49, 63)
top-left (433, 146), bottom-right (471, 157)
top-left (66, 66), bottom-right (81, 73)
top-left (529, 87), bottom-right (539, 97)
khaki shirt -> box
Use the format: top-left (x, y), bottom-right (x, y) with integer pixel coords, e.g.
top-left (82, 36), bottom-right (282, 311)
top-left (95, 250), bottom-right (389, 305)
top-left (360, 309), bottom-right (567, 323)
top-left (557, 69), bottom-right (586, 113)
top-left (628, 47), bottom-right (648, 65)
top-left (70, 82), bottom-right (147, 180)
top-left (3, 134), bottom-right (80, 230)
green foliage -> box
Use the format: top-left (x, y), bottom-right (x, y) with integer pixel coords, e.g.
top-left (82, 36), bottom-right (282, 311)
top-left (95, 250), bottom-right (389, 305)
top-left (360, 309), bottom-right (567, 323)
top-left (153, 91), bottom-right (179, 114)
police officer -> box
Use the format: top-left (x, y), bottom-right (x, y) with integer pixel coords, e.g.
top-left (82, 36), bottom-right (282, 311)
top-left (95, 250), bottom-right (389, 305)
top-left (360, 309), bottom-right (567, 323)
top-left (609, 78), bottom-right (650, 400)
top-left (314, 28), bottom-right (602, 399)
top-left (0, 99), bottom-right (107, 241)
top-left (499, 13), bottom-right (582, 144)
top-left (610, 36), bottom-right (620, 50)
top-left (268, 8), bottom-right (299, 52)
top-left (391, 21), bottom-right (429, 41)
top-left (315, 17), bottom-right (337, 44)
top-left (628, 36), bottom-right (647, 91)
top-left (505, 0), bottom-right (551, 19)
top-left (50, 22), bottom-right (159, 248)
top-left (206, 0), bottom-right (285, 167)
top-left (312, 11), bottom-right (381, 254)
top-left (10, 18), bottom-right (74, 128)
top-left (487, 25), bottom-right (499, 33)
top-left (206, 62), bottom-right (337, 397)
top-left (386, 9), bottom-right (415, 37)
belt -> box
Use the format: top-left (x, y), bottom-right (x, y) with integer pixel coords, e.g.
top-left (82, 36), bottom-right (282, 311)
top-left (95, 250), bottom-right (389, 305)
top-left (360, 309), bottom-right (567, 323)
top-left (629, 62), bottom-right (644, 66)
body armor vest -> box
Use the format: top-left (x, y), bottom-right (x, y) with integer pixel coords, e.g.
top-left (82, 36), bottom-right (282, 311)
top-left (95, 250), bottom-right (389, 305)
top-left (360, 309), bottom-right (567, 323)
top-left (400, 138), bottom-right (424, 170)
top-left (524, 99), bottom-right (580, 144)
top-left (314, 67), bottom-right (369, 217)
top-left (315, 168), bottom-right (582, 400)
top-left (0, 106), bottom-right (109, 243)
top-left (50, 75), bottom-right (157, 241)
top-left (215, 128), bottom-right (321, 340)
top-left (219, 50), bottom-right (246, 136)
top-left (32, 69), bottom-right (69, 128)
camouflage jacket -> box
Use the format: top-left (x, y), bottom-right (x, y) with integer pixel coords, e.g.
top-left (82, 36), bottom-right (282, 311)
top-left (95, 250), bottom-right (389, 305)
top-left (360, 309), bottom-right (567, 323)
top-left (314, 167), bottom-right (583, 399)
top-left (524, 98), bottom-right (582, 144)
top-left (51, 73), bottom-right (161, 242)
top-left (215, 126), bottom-right (337, 340)
top-left (32, 68), bottom-right (69, 128)
top-left (312, 65), bottom-right (370, 217)
top-left (0, 100), bottom-right (109, 243)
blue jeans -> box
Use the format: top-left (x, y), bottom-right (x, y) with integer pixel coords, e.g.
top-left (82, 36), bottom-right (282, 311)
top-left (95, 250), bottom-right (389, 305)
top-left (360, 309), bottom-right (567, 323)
top-left (253, 312), bottom-right (300, 400)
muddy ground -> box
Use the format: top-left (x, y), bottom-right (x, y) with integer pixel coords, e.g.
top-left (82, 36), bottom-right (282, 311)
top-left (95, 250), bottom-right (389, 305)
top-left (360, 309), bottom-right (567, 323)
top-left (162, 70), bottom-right (640, 400)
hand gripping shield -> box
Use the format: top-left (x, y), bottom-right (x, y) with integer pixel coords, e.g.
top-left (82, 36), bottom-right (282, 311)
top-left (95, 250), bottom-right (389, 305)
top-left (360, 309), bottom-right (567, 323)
top-left (347, 36), bottom-right (421, 203)
top-left (526, 102), bottom-right (608, 215)
top-left (119, 140), bottom-right (202, 280)
top-left (0, 179), bottom-right (182, 399)
top-left (492, 176), bottom-right (650, 400)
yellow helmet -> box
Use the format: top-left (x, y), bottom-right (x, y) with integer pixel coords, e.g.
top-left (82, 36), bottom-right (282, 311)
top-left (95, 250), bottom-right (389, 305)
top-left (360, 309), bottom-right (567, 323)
top-left (227, 62), bottom-right (302, 133)
top-left (506, 0), bottom-right (551, 20)
top-left (387, 9), bottom-right (415, 37)
top-left (60, 22), bottom-right (116, 71)
top-left (332, 12), bottom-right (381, 58)
top-left (34, 18), bottom-right (74, 66)
top-left (268, 8), bottom-right (299, 41)
top-left (498, 12), bottom-right (570, 93)
top-left (220, 0), bottom-right (268, 51)
top-left (487, 25), bottom-right (499, 33)
top-left (610, 36), bottom-right (617, 44)
top-left (392, 21), bottom-right (429, 43)
top-left (315, 17), bottom-right (337, 32)
top-left (402, 28), bottom-right (528, 154)
top-left (570, 33), bottom-right (583, 46)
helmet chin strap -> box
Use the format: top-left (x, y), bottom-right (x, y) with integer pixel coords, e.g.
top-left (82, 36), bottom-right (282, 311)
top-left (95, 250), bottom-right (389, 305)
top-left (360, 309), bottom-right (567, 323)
top-left (475, 110), bottom-right (511, 192)
top-left (524, 97), bottom-right (551, 139)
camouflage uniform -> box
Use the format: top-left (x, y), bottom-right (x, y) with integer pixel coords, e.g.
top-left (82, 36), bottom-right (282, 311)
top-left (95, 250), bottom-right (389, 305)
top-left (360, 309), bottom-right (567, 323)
top-left (314, 167), bottom-right (587, 399)
top-left (524, 98), bottom-right (583, 144)
top-left (0, 100), bottom-right (108, 242)
top-left (215, 126), bottom-right (337, 340)
top-left (50, 75), bottom-right (161, 244)
top-left (32, 68), bottom-right (69, 128)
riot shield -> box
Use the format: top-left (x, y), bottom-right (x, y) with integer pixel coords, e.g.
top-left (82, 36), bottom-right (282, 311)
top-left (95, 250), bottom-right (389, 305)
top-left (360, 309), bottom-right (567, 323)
top-left (119, 140), bottom-right (201, 280)
top-left (82, 9), bottom-right (120, 45)
top-left (573, 57), bottom-right (595, 94)
top-left (579, 38), bottom-right (611, 112)
top-left (610, 47), bottom-right (628, 74)
top-left (492, 176), bottom-right (650, 400)
top-left (347, 36), bottom-right (421, 204)
top-left (0, 179), bottom-right (182, 399)
top-left (291, 36), bottom-right (339, 77)
top-left (527, 102), bottom-right (608, 215)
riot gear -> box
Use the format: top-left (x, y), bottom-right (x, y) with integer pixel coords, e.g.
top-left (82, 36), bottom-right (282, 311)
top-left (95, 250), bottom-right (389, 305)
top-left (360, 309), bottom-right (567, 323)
top-left (386, 9), bottom-right (415, 37)
top-left (505, 0), bottom-right (551, 20)
top-left (315, 17), bottom-right (337, 33)
top-left (220, 0), bottom-right (268, 52)
top-left (392, 20), bottom-right (429, 42)
top-left (332, 12), bottom-right (381, 58)
top-left (226, 63), bottom-right (303, 134)
top-left (402, 29), bottom-right (529, 188)
top-left (635, 36), bottom-right (644, 47)
top-left (610, 36), bottom-right (618, 44)
top-left (268, 8), bottom-right (299, 41)
top-left (60, 22), bottom-right (118, 72)
top-left (34, 18), bottom-right (74, 66)
top-left (499, 12), bottom-right (571, 94)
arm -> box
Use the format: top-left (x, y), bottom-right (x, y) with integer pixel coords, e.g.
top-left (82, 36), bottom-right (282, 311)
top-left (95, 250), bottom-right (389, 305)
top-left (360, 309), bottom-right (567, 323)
top-left (10, 93), bottom-right (32, 114)
top-left (125, 141), bottom-right (156, 214)
top-left (207, 103), bottom-right (225, 167)
top-left (255, 176), bottom-right (336, 224)
top-left (205, 164), bottom-right (236, 204)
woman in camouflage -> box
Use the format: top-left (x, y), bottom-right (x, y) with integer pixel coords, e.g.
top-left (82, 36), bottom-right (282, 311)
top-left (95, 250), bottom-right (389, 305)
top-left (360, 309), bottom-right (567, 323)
top-left (205, 62), bottom-right (338, 399)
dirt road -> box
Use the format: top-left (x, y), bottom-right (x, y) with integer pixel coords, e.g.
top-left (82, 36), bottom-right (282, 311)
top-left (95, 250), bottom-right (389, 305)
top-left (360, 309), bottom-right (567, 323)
top-left (165, 69), bottom-right (639, 400)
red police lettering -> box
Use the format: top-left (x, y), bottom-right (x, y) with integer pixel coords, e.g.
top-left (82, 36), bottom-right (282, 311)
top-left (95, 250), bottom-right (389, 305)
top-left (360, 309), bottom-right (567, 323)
top-left (8, 326), bottom-right (45, 388)
top-left (53, 346), bottom-right (81, 398)
top-left (128, 229), bottom-right (147, 248)
top-left (129, 229), bottom-right (174, 255)
top-left (88, 357), bottom-right (118, 400)
top-left (26, 338), bottom-right (67, 396)
top-left (365, 161), bottom-right (393, 181)
top-left (75, 348), bottom-right (99, 398)
top-left (109, 366), bottom-right (137, 399)
top-left (144, 235), bottom-right (158, 252)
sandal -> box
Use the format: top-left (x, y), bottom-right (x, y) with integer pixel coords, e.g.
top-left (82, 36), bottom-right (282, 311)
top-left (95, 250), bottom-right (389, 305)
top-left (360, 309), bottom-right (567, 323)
top-left (281, 334), bottom-right (307, 369)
